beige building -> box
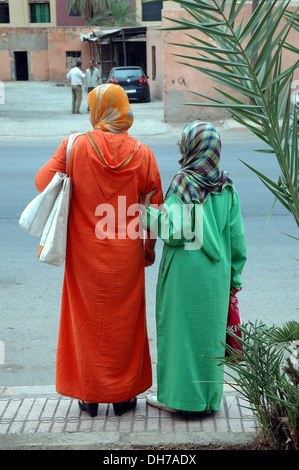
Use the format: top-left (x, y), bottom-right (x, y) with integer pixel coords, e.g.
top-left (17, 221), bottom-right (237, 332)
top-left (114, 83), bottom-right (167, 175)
top-left (0, 1), bottom-right (177, 84)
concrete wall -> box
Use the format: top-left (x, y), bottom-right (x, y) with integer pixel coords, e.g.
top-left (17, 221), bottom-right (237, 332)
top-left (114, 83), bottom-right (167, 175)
top-left (144, 1), bottom-right (181, 100)
top-left (0, 27), bottom-right (91, 81)
top-left (56, 0), bottom-right (85, 27)
top-left (47, 28), bottom-right (90, 80)
top-left (0, 28), bottom-right (50, 80)
top-left (135, 0), bottom-right (178, 26)
top-left (146, 27), bottom-right (163, 99)
top-left (0, 33), bottom-right (12, 80)
top-left (162, 5), bottom-right (299, 123)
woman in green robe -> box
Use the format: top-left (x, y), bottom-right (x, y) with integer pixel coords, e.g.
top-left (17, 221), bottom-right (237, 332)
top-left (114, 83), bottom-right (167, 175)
top-left (140, 121), bottom-right (247, 413)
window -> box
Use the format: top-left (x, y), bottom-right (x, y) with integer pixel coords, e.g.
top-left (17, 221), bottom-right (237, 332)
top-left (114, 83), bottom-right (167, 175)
top-left (142, 1), bottom-right (162, 21)
top-left (30, 2), bottom-right (50, 23)
top-left (114, 68), bottom-right (143, 79)
top-left (0, 2), bottom-right (10, 23)
top-left (66, 51), bottom-right (81, 69)
top-left (69, 7), bottom-right (81, 17)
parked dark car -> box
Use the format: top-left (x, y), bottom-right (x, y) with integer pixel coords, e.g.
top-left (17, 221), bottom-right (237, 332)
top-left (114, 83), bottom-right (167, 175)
top-left (107, 66), bottom-right (150, 102)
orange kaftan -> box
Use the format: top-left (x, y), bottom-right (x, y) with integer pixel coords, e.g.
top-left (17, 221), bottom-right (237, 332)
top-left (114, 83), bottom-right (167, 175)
top-left (35, 130), bottom-right (163, 403)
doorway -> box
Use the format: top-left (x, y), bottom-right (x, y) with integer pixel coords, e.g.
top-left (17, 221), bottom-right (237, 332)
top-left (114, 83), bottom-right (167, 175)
top-left (14, 51), bottom-right (29, 80)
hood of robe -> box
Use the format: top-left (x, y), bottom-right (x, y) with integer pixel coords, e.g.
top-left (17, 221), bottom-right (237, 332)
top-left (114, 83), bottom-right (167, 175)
top-left (86, 130), bottom-right (143, 200)
top-left (201, 206), bottom-right (223, 262)
top-left (199, 192), bottom-right (232, 262)
top-left (85, 83), bottom-right (144, 200)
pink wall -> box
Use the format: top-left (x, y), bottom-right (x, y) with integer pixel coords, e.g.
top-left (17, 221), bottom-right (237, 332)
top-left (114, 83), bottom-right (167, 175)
top-left (162, 6), bottom-right (299, 123)
top-left (0, 51), bottom-right (11, 81)
top-left (32, 49), bottom-right (50, 80)
top-left (0, 33), bottom-right (10, 80)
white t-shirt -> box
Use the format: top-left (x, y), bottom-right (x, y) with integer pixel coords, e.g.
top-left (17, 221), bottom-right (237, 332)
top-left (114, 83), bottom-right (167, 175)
top-left (66, 67), bottom-right (86, 86)
top-left (85, 67), bottom-right (101, 88)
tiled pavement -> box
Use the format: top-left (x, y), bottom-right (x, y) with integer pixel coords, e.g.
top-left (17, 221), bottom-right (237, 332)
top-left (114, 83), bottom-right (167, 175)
top-left (0, 385), bottom-right (258, 450)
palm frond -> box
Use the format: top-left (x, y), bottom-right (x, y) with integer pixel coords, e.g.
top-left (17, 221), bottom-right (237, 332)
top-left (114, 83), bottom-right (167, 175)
top-left (269, 321), bottom-right (299, 343)
top-left (163, 0), bottom-right (299, 230)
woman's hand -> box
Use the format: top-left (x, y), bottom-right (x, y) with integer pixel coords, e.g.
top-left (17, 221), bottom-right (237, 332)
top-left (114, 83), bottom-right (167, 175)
top-left (144, 242), bottom-right (156, 267)
top-left (230, 287), bottom-right (242, 296)
top-left (139, 189), bottom-right (157, 208)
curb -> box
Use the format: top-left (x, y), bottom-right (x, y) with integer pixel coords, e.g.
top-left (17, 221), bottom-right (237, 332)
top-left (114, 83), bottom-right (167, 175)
top-left (0, 386), bottom-right (258, 450)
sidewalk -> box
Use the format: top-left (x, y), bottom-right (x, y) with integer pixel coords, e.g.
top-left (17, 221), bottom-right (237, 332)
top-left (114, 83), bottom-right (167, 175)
top-left (0, 384), bottom-right (257, 450)
top-left (0, 81), bottom-right (250, 140)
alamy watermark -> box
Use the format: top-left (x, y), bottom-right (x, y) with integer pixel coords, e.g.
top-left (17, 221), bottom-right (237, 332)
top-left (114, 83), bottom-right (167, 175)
top-left (94, 197), bottom-right (203, 251)
top-left (0, 81), bottom-right (4, 105)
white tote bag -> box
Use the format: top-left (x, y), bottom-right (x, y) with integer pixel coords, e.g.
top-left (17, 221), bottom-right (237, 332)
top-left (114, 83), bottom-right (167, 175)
top-left (19, 133), bottom-right (82, 266)
top-left (19, 172), bottom-right (66, 238)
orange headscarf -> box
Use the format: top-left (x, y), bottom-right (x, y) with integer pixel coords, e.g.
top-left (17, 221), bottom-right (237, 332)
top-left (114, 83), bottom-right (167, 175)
top-left (88, 84), bottom-right (134, 133)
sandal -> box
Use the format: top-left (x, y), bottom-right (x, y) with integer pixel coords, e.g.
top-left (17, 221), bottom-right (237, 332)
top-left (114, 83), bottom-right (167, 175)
top-left (113, 397), bottom-right (137, 416)
top-left (146, 393), bottom-right (177, 412)
top-left (78, 400), bottom-right (98, 417)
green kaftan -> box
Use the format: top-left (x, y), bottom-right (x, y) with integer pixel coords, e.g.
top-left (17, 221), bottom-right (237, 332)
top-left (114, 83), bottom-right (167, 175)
top-left (144, 187), bottom-right (246, 411)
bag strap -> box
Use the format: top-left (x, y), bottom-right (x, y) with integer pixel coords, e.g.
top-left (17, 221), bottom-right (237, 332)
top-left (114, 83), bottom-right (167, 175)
top-left (86, 131), bottom-right (140, 170)
top-left (66, 133), bottom-right (83, 176)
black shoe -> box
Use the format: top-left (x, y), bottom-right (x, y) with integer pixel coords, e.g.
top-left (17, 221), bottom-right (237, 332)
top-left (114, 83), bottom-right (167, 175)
top-left (78, 400), bottom-right (98, 417)
top-left (113, 398), bottom-right (137, 416)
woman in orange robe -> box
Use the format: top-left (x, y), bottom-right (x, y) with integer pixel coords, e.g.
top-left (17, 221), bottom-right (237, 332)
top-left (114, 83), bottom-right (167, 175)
top-left (35, 84), bottom-right (163, 417)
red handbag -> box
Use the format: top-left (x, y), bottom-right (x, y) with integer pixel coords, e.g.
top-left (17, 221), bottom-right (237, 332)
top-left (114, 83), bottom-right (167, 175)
top-left (226, 295), bottom-right (243, 358)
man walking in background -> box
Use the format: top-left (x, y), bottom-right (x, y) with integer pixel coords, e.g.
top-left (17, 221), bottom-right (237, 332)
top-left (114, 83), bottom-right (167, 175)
top-left (66, 60), bottom-right (86, 114)
top-left (85, 60), bottom-right (101, 111)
